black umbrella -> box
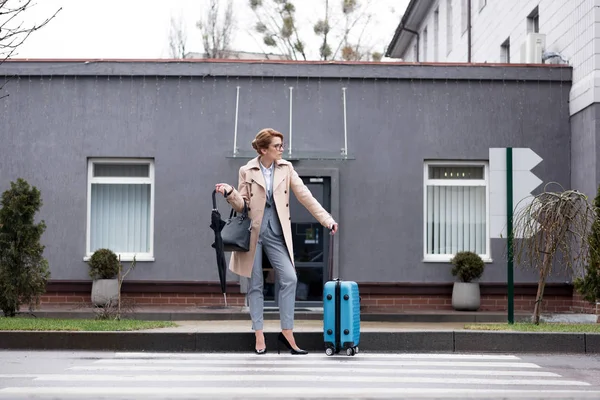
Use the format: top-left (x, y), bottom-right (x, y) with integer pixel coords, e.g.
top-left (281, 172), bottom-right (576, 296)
top-left (210, 189), bottom-right (228, 307)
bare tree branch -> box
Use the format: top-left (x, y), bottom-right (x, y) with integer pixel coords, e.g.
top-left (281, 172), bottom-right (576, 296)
top-left (512, 183), bottom-right (597, 324)
top-left (0, 0), bottom-right (61, 99)
top-left (220, 0), bottom-right (234, 56)
top-left (168, 14), bottom-right (187, 59)
top-left (197, 0), bottom-right (235, 59)
top-left (0, 0), bottom-right (60, 62)
top-left (250, 0), bottom-right (379, 61)
top-left (333, 0), bottom-right (375, 61)
top-left (286, 3), bottom-right (307, 60)
top-left (250, 1), bottom-right (295, 59)
top-left (250, 0), bottom-right (312, 60)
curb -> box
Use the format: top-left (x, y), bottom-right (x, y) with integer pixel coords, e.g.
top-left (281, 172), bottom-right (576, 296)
top-left (1, 331), bottom-right (599, 353)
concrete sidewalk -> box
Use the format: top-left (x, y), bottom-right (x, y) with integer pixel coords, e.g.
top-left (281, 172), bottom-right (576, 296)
top-left (22, 304), bottom-right (535, 323)
top-left (141, 320), bottom-right (469, 332)
top-left (2, 305), bottom-right (599, 354)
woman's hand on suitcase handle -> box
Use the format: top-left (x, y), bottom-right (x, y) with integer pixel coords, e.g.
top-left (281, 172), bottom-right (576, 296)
top-left (329, 222), bottom-right (338, 235)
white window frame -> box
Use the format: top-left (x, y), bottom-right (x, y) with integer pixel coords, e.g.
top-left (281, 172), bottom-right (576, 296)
top-left (423, 160), bottom-right (491, 263)
top-left (85, 158), bottom-right (155, 262)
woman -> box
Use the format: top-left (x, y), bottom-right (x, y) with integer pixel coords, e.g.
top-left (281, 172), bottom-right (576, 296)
top-left (215, 128), bottom-right (338, 355)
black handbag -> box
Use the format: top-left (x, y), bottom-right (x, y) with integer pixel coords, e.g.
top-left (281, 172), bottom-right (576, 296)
top-left (212, 190), bottom-right (252, 252)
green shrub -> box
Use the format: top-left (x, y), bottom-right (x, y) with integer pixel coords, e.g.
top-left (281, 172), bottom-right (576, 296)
top-left (88, 248), bottom-right (119, 280)
top-left (0, 178), bottom-right (50, 317)
top-left (450, 251), bottom-right (485, 283)
top-left (574, 185), bottom-right (600, 304)
top-left (574, 263), bottom-right (600, 304)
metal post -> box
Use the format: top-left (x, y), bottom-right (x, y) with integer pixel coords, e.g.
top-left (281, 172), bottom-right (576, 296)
top-left (342, 87), bottom-right (348, 156)
top-left (506, 147), bottom-right (514, 324)
top-left (288, 86), bottom-right (294, 156)
top-left (233, 86), bottom-right (240, 156)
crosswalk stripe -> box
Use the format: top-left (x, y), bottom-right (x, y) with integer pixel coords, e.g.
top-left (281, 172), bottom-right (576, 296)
top-left (65, 366), bottom-right (561, 377)
top-left (113, 352), bottom-right (521, 360)
top-left (28, 374), bottom-right (590, 386)
top-left (4, 352), bottom-right (596, 399)
top-left (95, 359), bottom-right (541, 368)
top-left (2, 387), bottom-right (600, 398)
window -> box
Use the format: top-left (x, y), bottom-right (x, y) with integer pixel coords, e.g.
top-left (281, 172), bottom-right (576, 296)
top-left (424, 161), bottom-right (489, 262)
top-left (446, 0), bottom-right (453, 55)
top-left (527, 7), bottom-right (539, 33)
top-left (86, 158), bottom-right (155, 261)
top-left (433, 9), bottom-right (439, 61)
top-left (422, 27), bottom-right (428, 61)
top-left (501, 37), bottom-right (510, 63)
top-left (461, 0), bottom-right (468, 34)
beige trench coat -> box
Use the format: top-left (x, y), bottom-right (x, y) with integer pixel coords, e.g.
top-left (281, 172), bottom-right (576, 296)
top-left (225, 157), bottom-right (335, 278)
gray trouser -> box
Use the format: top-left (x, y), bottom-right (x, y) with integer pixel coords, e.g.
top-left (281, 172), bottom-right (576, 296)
top-left (248, 226), bottom-right (297, 331)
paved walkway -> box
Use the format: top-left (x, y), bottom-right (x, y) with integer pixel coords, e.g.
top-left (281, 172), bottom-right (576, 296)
top-left (142, 320), bottom-right (469, 333)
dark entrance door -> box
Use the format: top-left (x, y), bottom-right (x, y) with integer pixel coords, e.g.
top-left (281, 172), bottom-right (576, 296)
top-left (264, 176), bottom-right (331, 307)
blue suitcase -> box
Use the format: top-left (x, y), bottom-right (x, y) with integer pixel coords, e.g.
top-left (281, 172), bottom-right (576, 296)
top-left (323, 278), bottom-right (360, 356)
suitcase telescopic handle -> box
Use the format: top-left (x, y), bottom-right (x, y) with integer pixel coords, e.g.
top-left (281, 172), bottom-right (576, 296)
top-left (328, 229), bottom-right (334, 281)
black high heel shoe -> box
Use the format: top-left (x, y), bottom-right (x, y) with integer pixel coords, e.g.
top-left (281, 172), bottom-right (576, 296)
top-left (254, 347), bottom-right (267, 355)
top-left (277, 332), bottom-right (308, 355)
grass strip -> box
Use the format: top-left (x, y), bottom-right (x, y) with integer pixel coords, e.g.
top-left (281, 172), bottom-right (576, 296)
top-left (464, 322), bottom-right (600, 333)
top-left (0, 317), bottom-right (176, 331)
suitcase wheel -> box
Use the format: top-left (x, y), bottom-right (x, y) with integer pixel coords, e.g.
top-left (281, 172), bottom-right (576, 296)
top-left (354, 346), bottom-right (359, 354)
top-left (346, 347), bottom-right (355, 356)
top-left (325, 347), bottom-right (335, 356)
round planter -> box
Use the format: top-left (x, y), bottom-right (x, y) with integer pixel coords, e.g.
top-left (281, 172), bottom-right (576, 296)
top-left (451, 282), bottom-right (480, 311)
top-left (91, 278), bottom-right (119, 306)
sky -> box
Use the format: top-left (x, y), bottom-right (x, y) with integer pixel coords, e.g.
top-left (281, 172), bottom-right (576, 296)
top-left (12, 0), bottom-right (410, 60)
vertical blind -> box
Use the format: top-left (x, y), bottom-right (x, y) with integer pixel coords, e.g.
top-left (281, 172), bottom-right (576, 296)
top-left (426, 165), bottom-right (487, 256)
top-left (90, 163), bottom-right (151, 253)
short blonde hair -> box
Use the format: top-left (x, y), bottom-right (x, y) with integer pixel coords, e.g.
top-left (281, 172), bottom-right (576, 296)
top-left (251, 128), bottom-right (284, 155)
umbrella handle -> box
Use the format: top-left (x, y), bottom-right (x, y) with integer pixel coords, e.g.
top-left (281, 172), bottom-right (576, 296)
top-left (212, 189), bottom-right (240, 210)
top-left (212, 189), bottom-right (218, 210)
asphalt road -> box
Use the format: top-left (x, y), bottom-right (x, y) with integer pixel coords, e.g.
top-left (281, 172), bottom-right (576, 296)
top-left (1, 350), bottom-right (600, 399)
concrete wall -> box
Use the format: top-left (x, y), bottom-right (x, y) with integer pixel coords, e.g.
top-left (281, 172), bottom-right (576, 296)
top-left (0, 61), bottom-right (572, 285)
top-left (571, 103), bottom-right (600, 201)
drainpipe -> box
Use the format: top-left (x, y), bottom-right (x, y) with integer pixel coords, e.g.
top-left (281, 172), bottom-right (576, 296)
top-left (403, 27), bottom-right (420, 62)
top-left (467, 0), bottom-right (472, 62)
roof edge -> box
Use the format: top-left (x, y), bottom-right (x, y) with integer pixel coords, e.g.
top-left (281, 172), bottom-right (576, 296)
top-left (385, 0), bottom-right (419, 58)
top-left (0, 60), bottom-right (572, 82)
top-left (385, 0), bottom-right (435, 59)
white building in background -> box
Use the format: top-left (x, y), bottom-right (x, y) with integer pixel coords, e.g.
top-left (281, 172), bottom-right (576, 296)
top-left (385, 0), bottom-right (600, 202)
top-left (385, 0), bottom-right (593, 116)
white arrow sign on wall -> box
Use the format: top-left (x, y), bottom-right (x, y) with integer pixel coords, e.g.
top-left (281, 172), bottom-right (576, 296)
top-left (489, 148), bottom-right (543, 239)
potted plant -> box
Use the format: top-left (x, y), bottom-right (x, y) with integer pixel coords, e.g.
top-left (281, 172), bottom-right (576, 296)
top-left (450, 251), bottom-right (485, 311)
top-left (88, 248), bottom-right (120, 307)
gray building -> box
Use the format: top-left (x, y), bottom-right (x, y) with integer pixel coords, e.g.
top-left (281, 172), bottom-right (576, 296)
top-left (0, 60), bottom-right (580, 313)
